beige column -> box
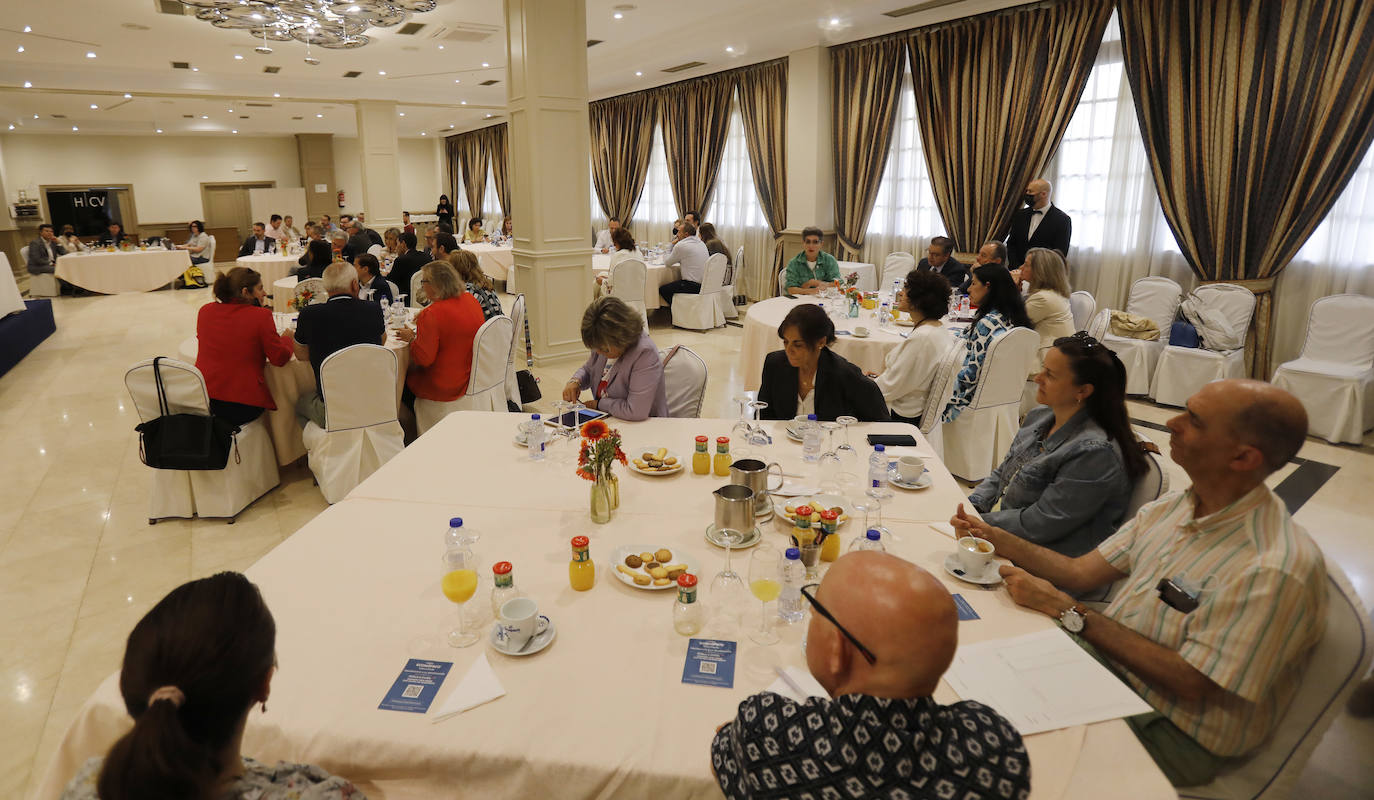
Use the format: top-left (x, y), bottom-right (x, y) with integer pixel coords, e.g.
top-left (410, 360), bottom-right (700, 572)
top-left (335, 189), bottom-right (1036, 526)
top-left (504, 0), bottom-right (593, 364)
top-left (296, 134), bottom-right (336, 220)
top-left (781, 45), bottom-right (838, 257)
top-left (355, 100), bottom-right (404, 230)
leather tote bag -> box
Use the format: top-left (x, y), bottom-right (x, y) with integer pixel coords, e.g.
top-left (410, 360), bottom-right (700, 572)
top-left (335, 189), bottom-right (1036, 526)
top-left (135, 357), bottom-right (241, 470)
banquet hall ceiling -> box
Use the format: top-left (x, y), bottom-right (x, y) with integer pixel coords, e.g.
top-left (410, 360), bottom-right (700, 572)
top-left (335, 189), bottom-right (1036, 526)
top-left (0, 0), bottom-right (1028, 138)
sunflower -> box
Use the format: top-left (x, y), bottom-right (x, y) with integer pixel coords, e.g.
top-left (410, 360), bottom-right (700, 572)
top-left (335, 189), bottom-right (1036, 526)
top-left (580, 419), bottom-right (610, 440)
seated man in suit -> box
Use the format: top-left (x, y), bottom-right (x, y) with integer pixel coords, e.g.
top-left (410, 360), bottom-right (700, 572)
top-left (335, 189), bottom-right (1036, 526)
top-left (952, 379), bottom-right (1327, 787)
top-left (293, 261), bottom-right (386, 428)
top-left (96, 222), bottom-right (130, 248)
top-left (353, 253), bottom-right (393, 305)
top-left (343, 220), bottom-right (373, 263)
top-left (237, 222), bottom-right (277, 257)
top-left (388, 232), bottom-right (429, 302)
top-left (916, 235), bottom-right (969, 290)
top-left (711, 551), bottom-right (1031, 799)
top-left (974, 239), bottom-right (1009, 271)
top-left (26, 223), bottom-right (67, 275)
top-left (1006, 178), bottom-right (1071, 268)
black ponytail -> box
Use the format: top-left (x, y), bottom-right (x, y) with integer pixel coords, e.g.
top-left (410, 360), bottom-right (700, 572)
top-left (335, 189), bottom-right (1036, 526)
top-left (1053, 334), bottom-right (1149, 480)
top-left (971, 264), bottom-right (1034, 330)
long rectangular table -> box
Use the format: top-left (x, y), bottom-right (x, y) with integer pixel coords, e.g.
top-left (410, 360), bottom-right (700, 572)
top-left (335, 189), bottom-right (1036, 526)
top-left (55, 249), bottom-right (191, 294)
top-left (35, 413), bottom-right (1171, 800)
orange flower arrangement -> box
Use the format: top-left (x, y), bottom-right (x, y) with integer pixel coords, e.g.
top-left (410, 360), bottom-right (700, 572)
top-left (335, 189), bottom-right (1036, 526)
top-left (576, 420), bottom-right (626, 482)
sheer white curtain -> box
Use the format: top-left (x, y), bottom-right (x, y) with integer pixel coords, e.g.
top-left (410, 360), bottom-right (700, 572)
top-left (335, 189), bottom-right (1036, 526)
top-left (480, 164), bottom-right (501, 234)
top-left (862, 67), bottom-right (944, 268)
top-left (632, 124), bottom-right (679, 249)
top-left (706, 98), bottom-right (773, 300)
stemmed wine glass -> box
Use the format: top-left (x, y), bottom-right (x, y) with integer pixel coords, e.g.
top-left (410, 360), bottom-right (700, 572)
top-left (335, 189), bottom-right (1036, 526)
top-left (817, 422), bottom-right (843, 492)
top-left (745, 399), bottom-right (771, 451)
top-left (834, 415), bottom-right (860, 485)
top-left (747, 544), bottom-right (781, 645)
top-left (863, 484), bottom-right (899, 543)
top-left (709, 531), bottom-right (747, 628)
top-left (440, 548), bottom-right (480, 648)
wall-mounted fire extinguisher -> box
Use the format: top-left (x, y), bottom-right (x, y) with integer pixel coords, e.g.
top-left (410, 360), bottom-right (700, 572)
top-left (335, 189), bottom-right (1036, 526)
top-left (337, 189), bottom-right (346, 209)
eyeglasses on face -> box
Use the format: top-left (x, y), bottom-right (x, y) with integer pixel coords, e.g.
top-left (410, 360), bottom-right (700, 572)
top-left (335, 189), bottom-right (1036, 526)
top-left (800, 583), bottom-right (877, 665)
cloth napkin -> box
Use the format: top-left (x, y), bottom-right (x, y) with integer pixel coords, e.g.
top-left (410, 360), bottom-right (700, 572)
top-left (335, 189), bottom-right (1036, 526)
top-left (766, 666), bottom-right (829, 704)
top-left (432, 653), bottom-right (506, 721)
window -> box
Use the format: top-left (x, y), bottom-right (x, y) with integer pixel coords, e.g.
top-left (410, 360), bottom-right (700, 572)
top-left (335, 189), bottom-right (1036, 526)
top-left (1294, 142), bottom-right (1374, 269)
top-left (638, 124), bottom-right (678, 242)
top-left (481, 163), bottom-right (501, 228)
top-left (868, 68), bottom-right (942, 241)
top-left (710, 106), bottom-right (767, 232)
top-left (1048, 44), bottom-right (1122, 252)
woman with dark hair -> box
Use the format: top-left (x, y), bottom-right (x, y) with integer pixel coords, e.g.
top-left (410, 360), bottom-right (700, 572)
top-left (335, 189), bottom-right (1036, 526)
top-left (462, 216), bottom-right (487, 244)
top-left (60, 572), bottom-right (364, 800)
top-left (436, 194), bottom-right (454, 228)
top-left (697, 222), bottom-right (732, 266)
top-left (562, 296), bottom-right (667, 421)
top-left (179, 220), bottom-right (211, 265)
top-left (871, 270), bottom-right (954, 423)
top-left (757, 303), bottom-right (888, 421)
top-left (942, 263), bottom-right (1033, 421)
top-left (954, 332), bottom-right (1147, 557)
top-left (295, 239), bottom-right (334, 280)
top-left (596, 227), bottom-right (640, 298)
top-left (195, 267), bottom-right (294, 426)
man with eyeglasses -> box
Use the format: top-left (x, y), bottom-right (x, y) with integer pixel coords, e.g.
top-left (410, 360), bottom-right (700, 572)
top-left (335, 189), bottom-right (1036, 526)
top-left (710, 552), bottom-right (1031, 799)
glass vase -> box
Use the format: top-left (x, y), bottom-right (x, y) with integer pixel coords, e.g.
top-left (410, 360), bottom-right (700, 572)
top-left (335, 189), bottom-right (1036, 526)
top-left (608, 473), bottom-right (620, 510)
top-left (590, 475), bottom-right (613, 524)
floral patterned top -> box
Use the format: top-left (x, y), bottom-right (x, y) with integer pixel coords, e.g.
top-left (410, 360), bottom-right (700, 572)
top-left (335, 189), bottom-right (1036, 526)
top-left (62, 756), bottom-right (367, 800)
top-left (943, 309), bottom-right (1015, 422)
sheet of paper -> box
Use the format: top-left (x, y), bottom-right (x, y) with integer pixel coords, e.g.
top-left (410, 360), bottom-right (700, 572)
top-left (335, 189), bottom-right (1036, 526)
top-left (765, 666), bottom-right (828, 704)
top-left (682, 638), bottom-right (737, 688)
top-left (943, 628), bottom-right (1152, 735)
top-left (432, 653), bottom-right (506, 721)
top-left (378, 659), bottom-right (452, 714)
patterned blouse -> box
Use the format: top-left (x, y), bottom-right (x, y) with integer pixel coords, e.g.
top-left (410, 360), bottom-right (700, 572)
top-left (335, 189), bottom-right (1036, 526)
top-left (62, 756), bottom-right (367, 800)
top-left (943, 309), bottom-right (1015, 422)
top-left (467, 283), bottom-right (504, 320)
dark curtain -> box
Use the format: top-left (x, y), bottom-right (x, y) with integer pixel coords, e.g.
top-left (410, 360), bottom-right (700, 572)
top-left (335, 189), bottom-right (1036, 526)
top-left (448, 129), bottom-right (489, 223)
top-left (589, 93), bottom-right (659, 227)
top-left (656, 72), bottom-right (736, 220)
top-left (480, 123), bottom-right (510, 218)
top-left (830, 37), bottom-right (905, 257)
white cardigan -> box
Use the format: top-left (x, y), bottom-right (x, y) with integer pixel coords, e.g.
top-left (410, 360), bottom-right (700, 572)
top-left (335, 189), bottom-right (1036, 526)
top-left (874, 323), bottom-right (947, 418)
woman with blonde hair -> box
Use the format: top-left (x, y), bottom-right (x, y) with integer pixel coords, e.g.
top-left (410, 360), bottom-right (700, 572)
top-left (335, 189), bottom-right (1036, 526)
top-left (395, 261), bottom-right (485, 440)
top-left (447, 249), bottom-right (503, 320)
top-left (1021, 247), bottom-right (1076, 369)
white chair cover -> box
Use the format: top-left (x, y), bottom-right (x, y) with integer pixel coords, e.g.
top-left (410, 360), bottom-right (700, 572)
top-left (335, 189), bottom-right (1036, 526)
top-left (1123, 430), bottom-right (1169, 521)
top-left (609, 258), bottom-right (648, 328)
top-left (1086, 307), bottom-right (1111, 340)
top-left (1180, 564), bottom-right (1372, 800)
top-left (295, 277), bottom-right (326, 304)
top-left (24, 245), bottom-right (61, 297)
top-left (1271, 293), bottom-right (1374, 443)
top-left (504, 294), bottom-right (526, 409)
top-left (415, 315), bottom-right (516, 434)
top-left (367, 244), bottom-right (386, 259)
top-left (387, 280), bottom-right (400, 301)
top-left (1100, 276), bottom-right (1182, 394)
top-left (205, 235), bottom-right (217, 264)
top-left (881, 252), bottom-right (916, 290)
top-left (301, 344), bottom-right (403, 504)
top-left (124, 358), bottom-right (278, 521)
top-left (661, 345), bottom-right (708, 418)
top-left (717, 253), bottom-right (740, 321)
top-left (1069, 290), bottom-right (1096, 330)
top-left (671, 254), bottom-right (728, 330)
top-left (917, 340), bottom-right (966, 459)
top-left (410, 271), bottom-right (427, 308)
top-left (777, 268), bottom-right (789, 297)
top-left (941, 327), bottom-right (1040, 480)
top-left (1150, 283), bottom-right (1255, 407)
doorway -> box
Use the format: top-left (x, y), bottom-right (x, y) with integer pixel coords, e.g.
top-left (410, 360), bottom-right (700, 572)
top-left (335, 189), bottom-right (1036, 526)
top-left (201, 182), bottom-right (274, 260)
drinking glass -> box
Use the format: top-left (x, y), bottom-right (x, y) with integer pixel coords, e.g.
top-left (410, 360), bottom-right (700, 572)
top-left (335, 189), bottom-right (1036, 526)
top-left (745, 400), bottom-right (771, 451)
top-left (864, 485), bottom-right (900, 543)
top-left (817, 422), bottom-right (843, 492)
top-left (834, 415), bottom-right (860, 483)
top-left (732, 393), bottom-right (754, 456)
top-left (747, 544), bottom-right (781, 645)
top-left (709, 530), bottom-right (747, 625)
top-left (440, 549), bottom-right (480, 647)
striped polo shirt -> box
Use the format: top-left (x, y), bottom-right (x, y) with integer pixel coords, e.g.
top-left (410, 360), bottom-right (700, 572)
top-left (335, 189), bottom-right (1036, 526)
top-left (1097, 485), bottom-right (1328, 756)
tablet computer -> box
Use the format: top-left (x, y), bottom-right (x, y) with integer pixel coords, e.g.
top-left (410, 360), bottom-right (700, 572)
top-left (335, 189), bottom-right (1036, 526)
top-left (544, 408), bottom-right (609, 429)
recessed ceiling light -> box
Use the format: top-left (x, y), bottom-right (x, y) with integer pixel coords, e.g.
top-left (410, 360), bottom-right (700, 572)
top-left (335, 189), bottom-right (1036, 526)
top-left (251, 12), bottom-right (263, 20)
top-left (316, 113), bottom-right (323, 118)
top-left (72, 126), bottom-right (78, 131)
top-left (398, 112), bottom-right (405, 116)
top-left (156, 128), bottom-right (163, 133)
top-left (90, 104), bottom-right (98, 109)
top-left (725, 46), bottom-right (734, 53)
top-left (23, 81), bottom-right (32, 88)
top-left (33, 113), bottom-right (38, 118)
top-left (7, 125), bottom-right (13, 130)
top-left (273, 93), bottom-right (280, 97)
top-left (438, 44), bottom-right (444, 50)
top-left (234, 54), bottom-right (243, 60)
top-left (86, 51), bottom-right (96, 58)
top-left (829, 17), bottom-right (839, 25)
top-left (124, 93), bottom-right (132, 98)
top-left (192, 67), bottom-right (199, 71)
top-left (201, 115), bottom-right (208, 119)
top-left (613, 12), bottom-right (623, 19)
top-left (378, 70), bottom-right (386, 76)
top-left (485, 114), bottom-right (492, 118)
top-left (232, 129), bottom-right (238, 134)
top-left (454, 79), bottom-right (461, 83)
top-left (481, 62), bottom-right (489, 67)
top-left (420, 132), bottom-right (426, 136)
top-left (16, 46), bottom-right (23, 53)
top-left (23, 25), bottom-right (31, 33)
top-left (228, 108), bottom-right (234, 113)
top-left (460, 100), bottom-right (466, 105)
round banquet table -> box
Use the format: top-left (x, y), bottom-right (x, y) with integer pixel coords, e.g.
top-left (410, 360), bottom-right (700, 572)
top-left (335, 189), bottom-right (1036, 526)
top-left (54, 249), bottom-right (191, 294)
top-left (34, 412), bottom-right (1173, 800)
top-left (177, 310), bottom-right (412, 465)
top-left (591, 253), bottom-right (679, 310)
top-left (461, 242), bottom-right (514, 287)
top-left (272, 276), bottom-right (299, 313)
top-left (234, 253), bottom-right (301, 287)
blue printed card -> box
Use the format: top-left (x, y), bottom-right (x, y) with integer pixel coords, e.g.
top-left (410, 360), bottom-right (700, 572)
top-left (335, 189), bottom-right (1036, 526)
top-left (952, 594), bottom-right (980, 621)
top-left (682, 639), bottom-right (737, 688)
top-left (379, 659), bottom-right (452, 713)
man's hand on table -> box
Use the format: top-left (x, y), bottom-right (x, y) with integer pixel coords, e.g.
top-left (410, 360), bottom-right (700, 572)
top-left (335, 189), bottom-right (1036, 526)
top-left (1000, 566), bottom-right (1074, 618)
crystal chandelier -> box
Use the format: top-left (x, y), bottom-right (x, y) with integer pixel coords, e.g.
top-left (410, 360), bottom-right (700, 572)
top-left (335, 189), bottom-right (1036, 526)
top-left (178, 0), bottom-right (438, 50)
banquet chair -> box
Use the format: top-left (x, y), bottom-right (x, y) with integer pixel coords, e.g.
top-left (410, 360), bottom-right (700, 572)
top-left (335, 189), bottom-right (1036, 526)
top-left (414, 315), bottom-right (515, 434)
top-left (504, 293), bottom-right (526, 409)
top-left (1150, 283), bottom-right (1255, 407)
top-left (660, 345), bottom-right (708, 418)
top-left (204, 235), bottom-right (217, 265)
top-left (940, 327), bottom-right (1040, 481)
top-left (732, 245), bottom-right (746, 306)
top-left (717, 250), bottom-right (740, 320)
top-left (295, 277), bottom-right (326, 305)
top-left (916, 339), bottom-right (966, 459)
top-left (1180, 563), bottom-right (1371, 800)
top-left (1099, 276), bottom-right (1183, 395)
top-left (670, 254), bottom-right (728, 330)
top-left (386, 280), bottom-right (400, 301)
top-left (608, 258), bottom-right (648, 328)
top-left (1081, 430), bottom-right (1171, 607)
top-left (23, 245), bottom-right (60, 298)
top-left (409, 271), bottom-right (428, 308)
top-left (881, 252), bottom-right (916, 289)
top-left (1271, 294), bottom-right (1374, 444)
top-left (367, 244), bottom-right (386, 260)
top-left (1069, 290), bottom-right (1096, 330)
top-left (124, 358), bottom-right (279, 523)
top-left (301, 344), bottom-right (403, 504)
top-left (777, 269), bottom-right (789, 297)
top-left (1086, 308), bottom-right (1111, 340)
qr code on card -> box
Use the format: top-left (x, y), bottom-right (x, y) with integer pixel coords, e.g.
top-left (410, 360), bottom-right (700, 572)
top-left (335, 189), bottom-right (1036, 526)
top-left (402, 684), bottom-right (423, 699)
top-left (699, 661), bottom-right (717, 675)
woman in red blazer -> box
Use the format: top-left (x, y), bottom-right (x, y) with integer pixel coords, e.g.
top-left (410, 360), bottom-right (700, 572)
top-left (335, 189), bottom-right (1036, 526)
top-left (396, 260), bottom-right (485, 439)
top-left (195, 267), bottom-right (296, 426)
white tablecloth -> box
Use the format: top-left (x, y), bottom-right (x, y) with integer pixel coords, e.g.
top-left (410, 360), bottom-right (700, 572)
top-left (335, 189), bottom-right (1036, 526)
top-left (54, 249), bottom-right (191, 294)
top-left (461, 242), bottom-right (514, 286)
top-left (591, 253), bottom-right (680, 310)
top-left (35, 412), bottom-right (1171, 800)
top-left (234, 253), bottom-right (301, 287)
top-left (0, 253), bottom-right (23, 316)
top-left (838, 260), bottom-right (877, 292)
top-left (271, 276), bottom-right (299, 313)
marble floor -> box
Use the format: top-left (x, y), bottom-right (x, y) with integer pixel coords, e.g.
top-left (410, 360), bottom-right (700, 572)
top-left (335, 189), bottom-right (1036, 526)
top-left (2, 285), bottom-right (1371, 799)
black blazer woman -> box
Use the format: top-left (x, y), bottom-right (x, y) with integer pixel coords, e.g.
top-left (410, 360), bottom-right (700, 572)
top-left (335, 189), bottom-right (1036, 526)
top-left (757, 303), bottom-right (889, 422)
top-left (436, 195), bottom-right (455, 227)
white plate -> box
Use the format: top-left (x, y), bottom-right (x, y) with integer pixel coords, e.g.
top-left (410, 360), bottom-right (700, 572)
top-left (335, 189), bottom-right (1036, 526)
top-left (785, 426), bottom-right (803, 442)
top-left (773, 494), bottom-right (852, 527)
top-left (608, 544), bottom-right (697, 591)
top-left (628, 448), bottom-right (683, 476)
top-left (489, 615), bottom-right (556, 656)
top-left (513, 433), bottom-right (528, 448)
top-left (888, 469), bottom-right (932, 490)
top-left (705, 524), bottom-right (762, 549)
top-left (943, 552), bottom-right (1002, 585)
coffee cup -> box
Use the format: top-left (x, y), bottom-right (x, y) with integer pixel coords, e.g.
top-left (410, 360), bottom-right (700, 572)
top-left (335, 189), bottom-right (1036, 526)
top-left (896, 455), bottom-right (925, 482)
top-left (496, 597), bottom-right (548, 651)
top-left (955, 536), bottom-right (995, 575)
top-left (854, 326), bottom-right (870, 337)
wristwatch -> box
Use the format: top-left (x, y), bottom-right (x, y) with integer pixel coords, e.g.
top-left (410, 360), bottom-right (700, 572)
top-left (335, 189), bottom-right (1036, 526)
top-left (1058, 604), bottom-right (1087, 633)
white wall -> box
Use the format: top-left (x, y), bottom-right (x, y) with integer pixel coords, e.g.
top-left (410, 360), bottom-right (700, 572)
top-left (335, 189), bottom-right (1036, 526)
top-left (0, 134), bottom-right (302, 225)
top-left (332, 136), bottom-right (441, 220)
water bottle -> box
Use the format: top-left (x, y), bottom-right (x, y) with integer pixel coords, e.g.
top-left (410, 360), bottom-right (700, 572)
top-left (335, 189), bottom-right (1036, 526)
top-left (959, 293), bottom-right (971, 316)
top-left (801, 413), bottom-right (821, 462)
top-left (778, 548), bottom-right (805, 623)
top-left (878, 297), bottom-right (892, 329)
top-left (849, 529), bottom-right (887, 553)
top-left (525, 413), bottom-right (545, 461)
top-left (891, 277), bottom-right (903, 300)
top-left (379, 297), bottom-right (390, 315)
top-left (444, 517), bottom-right (477, 551)
top-left (868, 444), bottom-right (887, 490)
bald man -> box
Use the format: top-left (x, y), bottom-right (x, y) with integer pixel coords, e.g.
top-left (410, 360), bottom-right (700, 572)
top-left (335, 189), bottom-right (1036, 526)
top-left (1005, 178), bottom-right (1070, 268)
top-left (711, 552), bottom-right (1031, 799)
top-left (952, 379), bottom-right (1327, 787)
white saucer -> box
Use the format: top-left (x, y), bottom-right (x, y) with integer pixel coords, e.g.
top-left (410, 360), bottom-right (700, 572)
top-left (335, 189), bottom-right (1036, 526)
top-left (755, 505), bottom-right (774, 521)
top-left (852, 330), bottom-right (871, 338)
top-left (785, 426), bottom-right (804, 442)
top-left (705, 524), bottom-right (762, 549)
top-left (943, 553), bottom-right (1001, 585)
top-left (490, 615), bottom-right (556, 656)
top-left (513, 433), bottom-right (528, 448)
top-left (887, 469), bottom-right (932, 490)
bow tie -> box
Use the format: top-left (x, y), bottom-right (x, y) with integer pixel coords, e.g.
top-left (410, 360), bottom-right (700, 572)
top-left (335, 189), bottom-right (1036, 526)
top-left (1030, 209), bottom-right (1043, 215)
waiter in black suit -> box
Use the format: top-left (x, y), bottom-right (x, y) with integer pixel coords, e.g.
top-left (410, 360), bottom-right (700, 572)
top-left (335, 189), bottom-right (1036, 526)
top-left (1005, 179), bottom-right (1071, 268)
top-left (915, 236), bottom-right (970, 290)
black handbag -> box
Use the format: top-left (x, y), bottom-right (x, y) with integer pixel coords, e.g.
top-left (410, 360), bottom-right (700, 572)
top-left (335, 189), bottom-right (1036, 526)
top-left (135, 357), bottom-right (241, 470)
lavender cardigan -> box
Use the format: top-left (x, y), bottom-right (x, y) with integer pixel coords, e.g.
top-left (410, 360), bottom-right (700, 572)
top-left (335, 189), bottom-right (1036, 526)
top-left (570, 331), bottom-right (669, 421)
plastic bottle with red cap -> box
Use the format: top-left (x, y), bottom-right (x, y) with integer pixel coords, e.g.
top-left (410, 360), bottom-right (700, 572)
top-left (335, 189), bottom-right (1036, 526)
top-left (673, 573), bottom-right (705, 635)
top-left (490, 561), bottom-right (523, 617)
top-left (569, 536), bottom-right (595, 591)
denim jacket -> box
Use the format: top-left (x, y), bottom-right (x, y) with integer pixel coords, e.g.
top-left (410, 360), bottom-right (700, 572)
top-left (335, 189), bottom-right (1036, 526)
top-left (968, 406), bottom-right (1131, 556)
